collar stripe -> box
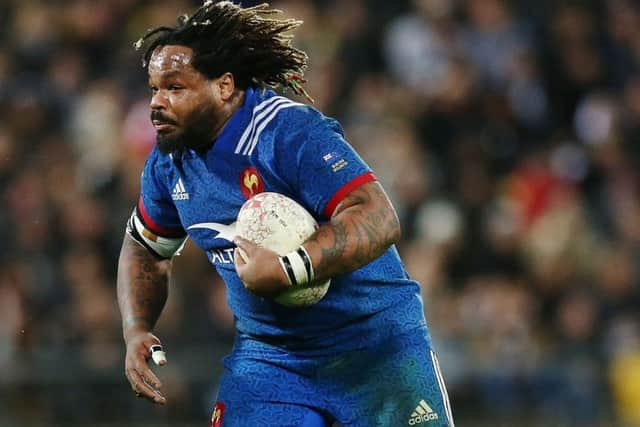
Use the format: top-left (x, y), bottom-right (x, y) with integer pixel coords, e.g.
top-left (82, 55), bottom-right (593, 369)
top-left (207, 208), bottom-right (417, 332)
top-left (235, 96), bottom-right (290, 154)
top-left (244, 101), bottom-right (302, 156)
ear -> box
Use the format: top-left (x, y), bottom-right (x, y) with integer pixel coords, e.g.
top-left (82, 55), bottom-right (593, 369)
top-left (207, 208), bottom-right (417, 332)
top-left (216, 72), bottom-right (236, 101)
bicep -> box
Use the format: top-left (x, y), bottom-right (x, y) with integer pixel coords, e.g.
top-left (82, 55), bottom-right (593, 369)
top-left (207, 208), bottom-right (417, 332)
top-left (272, 114), bottom-right (374, 219)
top-left (119, 232), bottom-right (173, 276)
top-left (303, 180), bottom-right (401, 278)
top-left (330, 180), bottom-right (401, 248)
top-left (332, 180), bottom-right (389, 214)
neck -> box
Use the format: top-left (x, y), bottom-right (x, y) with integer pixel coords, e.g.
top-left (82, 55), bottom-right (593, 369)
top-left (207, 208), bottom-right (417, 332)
top-left (212, 89), bottom-right (245, 140)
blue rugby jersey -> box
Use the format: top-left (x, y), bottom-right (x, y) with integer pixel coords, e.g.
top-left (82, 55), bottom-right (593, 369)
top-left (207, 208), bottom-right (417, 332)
top-left (137, 87), bottom-right (428, 354)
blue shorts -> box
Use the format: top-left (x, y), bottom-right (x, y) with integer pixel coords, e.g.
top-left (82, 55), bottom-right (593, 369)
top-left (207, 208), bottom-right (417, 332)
top-left (211, 327), bottom-right (454, 426)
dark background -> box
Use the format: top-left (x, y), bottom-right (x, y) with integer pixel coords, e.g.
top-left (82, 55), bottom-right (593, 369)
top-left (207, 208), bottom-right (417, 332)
top-left (1, 0), bottom-right (640, 426)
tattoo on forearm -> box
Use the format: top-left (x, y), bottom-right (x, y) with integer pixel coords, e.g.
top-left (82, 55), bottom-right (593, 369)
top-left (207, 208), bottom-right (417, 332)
top-left (310, 182), bottom-right (400, 279)
top-left (117, 236), bottom-right (170, 333)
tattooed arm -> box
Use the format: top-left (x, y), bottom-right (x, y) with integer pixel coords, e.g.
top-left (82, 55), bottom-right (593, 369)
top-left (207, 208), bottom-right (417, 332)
top-left (117, 233), bottom-right (171, 405)
top-left (304, 180), bottom-right (401, 280)
top-left (234, 181), bottom-right (401, 295)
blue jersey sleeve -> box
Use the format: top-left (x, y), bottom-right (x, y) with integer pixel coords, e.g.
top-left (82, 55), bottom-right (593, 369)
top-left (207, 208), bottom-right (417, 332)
top-left (273, 109), bottom-right (376, 219)
top-left (137, 150), bottom-right (185, 237)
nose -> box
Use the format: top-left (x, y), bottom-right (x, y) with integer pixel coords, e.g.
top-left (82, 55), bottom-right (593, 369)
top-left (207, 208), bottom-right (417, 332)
top-left (150, 90), bottom-right (168, 110)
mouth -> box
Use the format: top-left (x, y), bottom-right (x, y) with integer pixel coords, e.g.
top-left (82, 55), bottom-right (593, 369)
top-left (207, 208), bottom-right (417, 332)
top-left (152, 120), bottom-right (177, 133)
top-left (151, 110), bottom-right (178, 133)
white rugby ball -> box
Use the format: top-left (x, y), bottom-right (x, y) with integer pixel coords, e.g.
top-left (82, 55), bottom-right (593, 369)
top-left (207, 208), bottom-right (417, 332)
top-left (235, 192), bottom-right (330, 307)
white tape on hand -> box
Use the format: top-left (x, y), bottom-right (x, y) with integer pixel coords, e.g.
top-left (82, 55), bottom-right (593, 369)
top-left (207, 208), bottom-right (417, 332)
top-left (150, 344), bottom-right (167, 366)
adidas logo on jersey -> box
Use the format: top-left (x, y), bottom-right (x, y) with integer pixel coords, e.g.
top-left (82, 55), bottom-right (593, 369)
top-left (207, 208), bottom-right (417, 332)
top-left (171, 178), bottom-right (189, 201)
top-left (408, 400), bottom-right (439, 425)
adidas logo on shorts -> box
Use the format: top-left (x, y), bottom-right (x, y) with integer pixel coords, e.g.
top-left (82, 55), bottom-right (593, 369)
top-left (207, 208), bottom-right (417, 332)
top-left (408, 399), bottom-right (439, 425)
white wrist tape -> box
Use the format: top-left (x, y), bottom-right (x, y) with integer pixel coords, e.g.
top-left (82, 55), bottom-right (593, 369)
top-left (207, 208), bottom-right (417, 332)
top-left (279, 246), bottom-right (315, 287)
top-left (288, 249), bottom-right (309, 285)
top-left (278, 256), bottom-right (294, 287)
top-left (297, 246), bottom-right (315, 282)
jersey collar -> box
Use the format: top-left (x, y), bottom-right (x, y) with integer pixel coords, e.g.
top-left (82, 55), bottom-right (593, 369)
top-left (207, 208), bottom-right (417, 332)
top-left (209, 86), bottom-right (265, 154)
top-left (167, 87), bottom-right (271, 161)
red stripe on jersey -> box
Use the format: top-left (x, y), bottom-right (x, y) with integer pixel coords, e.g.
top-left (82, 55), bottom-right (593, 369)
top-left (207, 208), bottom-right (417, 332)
top-left (323, 172), bottom-right (377, 219)
top-left (137, 196), bottom-right (185, 237)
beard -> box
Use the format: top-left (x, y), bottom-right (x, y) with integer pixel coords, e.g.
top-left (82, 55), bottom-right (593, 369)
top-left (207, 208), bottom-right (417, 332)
top-left (156, 125), bottom-right (212, 154)
top-left (153, 106), bottom-right (217, 155)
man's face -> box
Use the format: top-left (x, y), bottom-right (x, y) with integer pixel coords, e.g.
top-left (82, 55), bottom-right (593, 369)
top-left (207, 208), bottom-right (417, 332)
top-left (147, 45), bottom-right (221, 153)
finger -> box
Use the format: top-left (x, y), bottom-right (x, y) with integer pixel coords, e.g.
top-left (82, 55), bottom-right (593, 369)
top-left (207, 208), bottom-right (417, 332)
top-left (234, 247), bottom-right (248, 266)
top-left (141, 364), bottom-right (163, 389)
top-left (233, 236), bottom-right (256, 253)
top-left (127, 368), bottom-right (152, 398)
top-left (128, 367), bottom-right (157, 397)
top-left (125, 367), bottom-right (134, 388)
top-left (138, 336), bottom-right (160, 359)
top-left (135, 358), bottom-right (163, 389)
top-left (128, 368), bottom-right (166, 404)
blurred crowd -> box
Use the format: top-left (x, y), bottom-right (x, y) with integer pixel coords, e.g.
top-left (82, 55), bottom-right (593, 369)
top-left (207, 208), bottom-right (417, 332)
top-left (1, 0), bottom-right (640, 426)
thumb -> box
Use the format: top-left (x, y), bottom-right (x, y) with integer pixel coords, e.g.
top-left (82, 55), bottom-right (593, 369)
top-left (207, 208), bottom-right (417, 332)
top-left (233, 236), bottom-right (255, 252)
top-left (234, 247), bottom-right (249, 265)
top-left (233, 237), bottom-right (255, 264)
top-left (150, 344), bottom-right (167, 366)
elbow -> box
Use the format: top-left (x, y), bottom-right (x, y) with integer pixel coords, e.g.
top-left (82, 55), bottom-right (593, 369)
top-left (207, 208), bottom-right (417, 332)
top-left (388, 211), bottom-right (402, 246)
top-left (376, 202), bottom-right (401, 249)
top-left (374, 196), bottom-right (401, 248)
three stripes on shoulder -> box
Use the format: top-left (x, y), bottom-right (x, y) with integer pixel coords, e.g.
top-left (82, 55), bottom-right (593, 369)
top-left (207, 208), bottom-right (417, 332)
top-left (234, 96), bottom-right (303, 156)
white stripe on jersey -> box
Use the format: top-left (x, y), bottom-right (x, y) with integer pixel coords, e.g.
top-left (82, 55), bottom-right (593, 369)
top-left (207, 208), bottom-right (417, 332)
top-left (235, 96), bottom-right (290, 154)
top-left (430, 350), bottom-right (455, 426)
top-left (244, 101), bottom-right (302, 155)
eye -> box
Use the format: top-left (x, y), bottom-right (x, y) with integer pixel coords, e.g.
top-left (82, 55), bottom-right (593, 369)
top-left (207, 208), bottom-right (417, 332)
top-left (169, 85), bottom-right (183, 91)
top-left (149, 86), bottom-right (158, 94)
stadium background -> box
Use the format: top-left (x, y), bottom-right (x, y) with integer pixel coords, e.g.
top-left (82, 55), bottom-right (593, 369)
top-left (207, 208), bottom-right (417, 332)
top-left (1, 0), bottom-right (640, 426)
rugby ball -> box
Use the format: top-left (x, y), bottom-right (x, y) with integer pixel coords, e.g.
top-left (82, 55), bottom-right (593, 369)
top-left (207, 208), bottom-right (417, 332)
top-left (235, 192), bottom-right (330, 307)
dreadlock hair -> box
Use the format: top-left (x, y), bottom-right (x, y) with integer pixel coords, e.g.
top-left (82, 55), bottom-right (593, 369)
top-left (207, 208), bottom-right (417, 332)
top-left (134, 1), bottom-right (312, 102)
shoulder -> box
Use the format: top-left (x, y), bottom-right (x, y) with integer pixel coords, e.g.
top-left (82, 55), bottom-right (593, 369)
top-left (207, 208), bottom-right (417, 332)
top-left (277, 101), bottom-right (334, 131)
top-left (145, 147), bottom-right (171, 166)
top-left (251, 89), bottom-right (335, 134)
top-left (238, 92), bottom-right (342, 157)
top-left (254, 95), bottom-right (321, 130)
top-left (275, 105), bottom-right (345, 155)
top-left (265, 98), bottom-right (344, 145)
top-left (142, 147), bottom-right (174, 185)
top-left (232, 93), bottom-right (308, 156)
